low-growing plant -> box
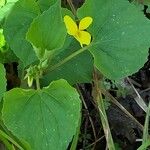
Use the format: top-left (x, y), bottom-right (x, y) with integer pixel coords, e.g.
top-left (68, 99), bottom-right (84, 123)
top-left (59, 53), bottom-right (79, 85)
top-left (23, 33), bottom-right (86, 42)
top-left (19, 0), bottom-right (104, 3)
top-left (0, 0), bottom-right (150, 149)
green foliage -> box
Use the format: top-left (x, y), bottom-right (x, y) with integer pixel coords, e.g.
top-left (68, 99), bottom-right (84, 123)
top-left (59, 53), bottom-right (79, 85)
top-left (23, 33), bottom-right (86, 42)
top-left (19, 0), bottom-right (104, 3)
top-left (0, 0), bottom-right (150, 149)
top-left (77, 0), bottom-right (150, 79)
top-left (0, 0), bottom-right (19, 22)
top-left (4, 0), bottom-right (40, 67)
top-left (0, 63), bottom-right (6, 101)
top-left (0, 29), bottom-right (5, 48)
top-left (26, 0), bottom-right (67, 61)
top-left (2, 79), bottom-right (81, 150)
top-left (0, 50), bottom-right (18, 63)
top-left (137, 140), bottom-right (150, 150)
top-left (0, 0), bottom-right (5, 8)
top-left (42, 36), bottom-right (93, 85)
top-left (37, 0), bottom-right (57, 12)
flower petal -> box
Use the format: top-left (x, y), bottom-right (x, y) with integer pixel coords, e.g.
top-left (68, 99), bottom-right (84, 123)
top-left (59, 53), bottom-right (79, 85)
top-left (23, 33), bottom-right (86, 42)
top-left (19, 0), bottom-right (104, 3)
top-left (27, 76), bottom-right (33, 87)
top-left (74, 31), bottom-right (91, 47)
top-left (64, 15), bottom-right (78, 35)
top-left (79, 17), bottom-right (93, 30)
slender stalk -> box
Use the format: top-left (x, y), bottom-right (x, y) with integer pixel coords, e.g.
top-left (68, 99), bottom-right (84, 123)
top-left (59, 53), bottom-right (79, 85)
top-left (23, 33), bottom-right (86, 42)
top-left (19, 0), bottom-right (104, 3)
top-left (0, 130), bottom-right (23, 150)
top-left (0, 134), bottom-right (13, 150)
top-left (67, 0), bottom-right (77, 17)
top-left (137, 140), bottom-right (150, 150)
top-left (76, 85), bottom-right (97, 139)
top-left (101, 88), bottom-right (144, 130)
top-left (76, 84), bottom-right (97, 148)
top-left (127, 77), bottom-right (147, 112)
top-left (36, 76), bottom-right (40, 90)
top-left (85, 135), bottom-right (105, 149)
top-left (70, 115), bottom-right (81, 150)
top-left (93, 69), bottom-right (115, 150)
top-left (46, 45), bottom-right (90, 73)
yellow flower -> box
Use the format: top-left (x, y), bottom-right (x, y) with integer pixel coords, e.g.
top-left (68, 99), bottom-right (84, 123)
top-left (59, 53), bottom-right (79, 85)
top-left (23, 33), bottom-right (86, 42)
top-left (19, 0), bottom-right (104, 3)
top-left (64, 15), bottom-right (93, 47)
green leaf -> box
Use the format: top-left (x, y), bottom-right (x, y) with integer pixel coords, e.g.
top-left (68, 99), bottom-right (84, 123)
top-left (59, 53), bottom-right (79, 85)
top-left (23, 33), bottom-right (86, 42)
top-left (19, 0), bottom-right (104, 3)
top-left (4, 0), bottom-right (40, 67)
top-left (0, 0), bottom-right (18, 21)
top-left (78, 0), bottom-right (150, 79)
top-left (0, 63), bottom-right (6, 101)
top-left (0, 29), bottom-right (5, 48)
top-left (37, 0), bottom-right (57, 12)
top-left (42, 36), bottom-right (93, 85)
top-left (26, 0), bottom-right (67, 60)
top-left (0, 0), bottom-right (5, 7)
top-left (2, 79), bottom-right (81, 150)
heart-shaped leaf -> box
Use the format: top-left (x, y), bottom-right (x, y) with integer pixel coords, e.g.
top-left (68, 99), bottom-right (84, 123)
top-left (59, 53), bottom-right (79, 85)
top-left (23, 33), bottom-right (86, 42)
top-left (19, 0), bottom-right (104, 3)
top-left (2, 79), bottom-right (81, 150)
top-left (78, 0), bottom-right (150, 79)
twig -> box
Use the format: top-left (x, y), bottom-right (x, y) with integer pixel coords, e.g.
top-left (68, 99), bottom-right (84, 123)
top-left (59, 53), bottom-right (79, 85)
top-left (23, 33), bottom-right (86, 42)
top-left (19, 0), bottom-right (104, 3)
top-left (127, 78), bottom-right (141, 87)
top-left (85, 135), bottom-right (105, 149)
top-left (67, 0), bottom-right (77, 17)
top-left (83, 117), bottom-right (88, 149)
top-left (127, 77), bottom-right (147, 112)
top-left (93, 69), bottom-right (115, 150)
top-left (76, 85), bottom-right (97, 148)
top-left (101, 88), bottom-right (144, 130)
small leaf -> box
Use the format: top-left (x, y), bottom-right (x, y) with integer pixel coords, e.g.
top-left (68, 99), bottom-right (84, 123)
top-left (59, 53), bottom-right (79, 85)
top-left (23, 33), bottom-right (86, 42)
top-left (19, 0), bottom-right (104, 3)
top-left (2, 79), bottom-right (81, 150)
top-left (0, 63), bottom-right (6, 101)
top-left (78, 0), bottom-right (150, 79)
top-left (26, 0), bottom-right (67, 59)
top-left (4, 0), bottom-right (40, 67)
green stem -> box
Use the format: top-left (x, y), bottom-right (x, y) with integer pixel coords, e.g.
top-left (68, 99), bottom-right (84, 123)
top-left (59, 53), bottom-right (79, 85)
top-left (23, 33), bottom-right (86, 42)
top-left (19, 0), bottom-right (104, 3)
top-left (0, 134), bottom-right (13, 150)
top-left (36, 76), bottom-right (40, 90)
top-left (0, 130), bottom-right (23, 150)
top-left (46, 45), bottom-right (90, 73)
top-left (70, 115), bottom-right (81, 150)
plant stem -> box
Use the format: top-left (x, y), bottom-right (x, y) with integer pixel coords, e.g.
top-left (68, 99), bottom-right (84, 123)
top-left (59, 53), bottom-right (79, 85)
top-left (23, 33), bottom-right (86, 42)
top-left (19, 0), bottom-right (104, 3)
top-left (76, 84), bottom-right (97, 146)
top-left (0, 130), bottom-right (23, 150)
top-left (85, 135), bottom-right (105, 149)
top-left (46, 45), bottom-right (90, 73)
top-left (0, 134), bottom-right (13, 150)
top-left (67, 0), bottom-right (77, 17)
top-left (93, 69), bottom-right (115, 150)
top-left (70, 114), bottom-right (81, 150)
top-left (127, 77), bottom-right (147, 112)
